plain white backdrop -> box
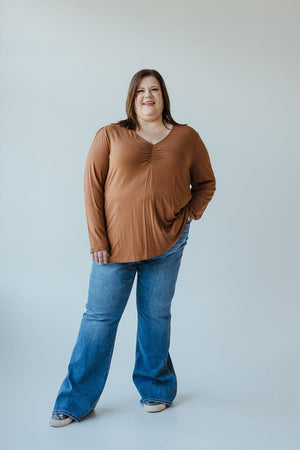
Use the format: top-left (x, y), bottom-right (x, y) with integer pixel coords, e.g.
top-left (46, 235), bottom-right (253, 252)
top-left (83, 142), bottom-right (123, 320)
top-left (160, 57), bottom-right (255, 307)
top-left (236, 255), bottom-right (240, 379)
top-left (1, 0), bottom-right (299, 449)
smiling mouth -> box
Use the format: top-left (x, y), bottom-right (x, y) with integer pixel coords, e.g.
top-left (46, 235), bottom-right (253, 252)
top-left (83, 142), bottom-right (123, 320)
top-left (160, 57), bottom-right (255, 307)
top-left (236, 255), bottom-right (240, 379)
top-left (143, 102), bottom-right (155, 105)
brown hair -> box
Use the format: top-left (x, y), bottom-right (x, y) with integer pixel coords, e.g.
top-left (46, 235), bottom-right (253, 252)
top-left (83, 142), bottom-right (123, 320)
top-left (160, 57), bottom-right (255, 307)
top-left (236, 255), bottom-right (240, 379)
top-left (112, 69), bottom-right (187, 130)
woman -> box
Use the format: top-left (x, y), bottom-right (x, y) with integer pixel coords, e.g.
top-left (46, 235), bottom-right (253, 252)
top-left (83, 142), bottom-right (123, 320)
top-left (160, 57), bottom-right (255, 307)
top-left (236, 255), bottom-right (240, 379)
top-left (49, 69), bottom-right (216, 427)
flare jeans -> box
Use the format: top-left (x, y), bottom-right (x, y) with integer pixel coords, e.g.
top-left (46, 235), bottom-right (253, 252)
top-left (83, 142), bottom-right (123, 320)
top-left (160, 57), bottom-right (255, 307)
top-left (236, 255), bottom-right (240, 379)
top-left (52, 220), bottom-right (191, 422)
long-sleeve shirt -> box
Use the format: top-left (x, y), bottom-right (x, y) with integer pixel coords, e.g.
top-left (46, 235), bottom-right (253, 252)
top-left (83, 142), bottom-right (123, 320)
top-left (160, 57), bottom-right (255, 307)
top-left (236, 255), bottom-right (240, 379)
top-left (83, 123), bottom-right (216, 262)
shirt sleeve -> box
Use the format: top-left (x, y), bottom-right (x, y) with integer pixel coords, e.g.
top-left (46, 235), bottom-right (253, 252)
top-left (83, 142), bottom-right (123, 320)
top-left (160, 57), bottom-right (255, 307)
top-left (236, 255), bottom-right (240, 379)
top-left (83, 127), bottom-right (111, 254)
top-left (186, 131), bottom-right (216, 220)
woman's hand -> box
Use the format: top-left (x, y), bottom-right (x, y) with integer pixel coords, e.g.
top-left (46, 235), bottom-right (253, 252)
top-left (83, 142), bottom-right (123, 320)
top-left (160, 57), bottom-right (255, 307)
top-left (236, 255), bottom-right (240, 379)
top-left (92, 250), bottom-right (110, 265)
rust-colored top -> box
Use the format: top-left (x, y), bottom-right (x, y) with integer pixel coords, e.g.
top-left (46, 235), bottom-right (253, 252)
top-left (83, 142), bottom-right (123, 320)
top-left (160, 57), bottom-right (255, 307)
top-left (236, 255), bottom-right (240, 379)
top-left (83, 123), bottom-right (216, 262)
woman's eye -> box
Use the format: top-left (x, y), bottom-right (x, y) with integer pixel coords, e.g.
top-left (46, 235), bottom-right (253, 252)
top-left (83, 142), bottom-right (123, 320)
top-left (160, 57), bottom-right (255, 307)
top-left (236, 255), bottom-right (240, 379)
top-left (137, 88), bottom-right (158, 93)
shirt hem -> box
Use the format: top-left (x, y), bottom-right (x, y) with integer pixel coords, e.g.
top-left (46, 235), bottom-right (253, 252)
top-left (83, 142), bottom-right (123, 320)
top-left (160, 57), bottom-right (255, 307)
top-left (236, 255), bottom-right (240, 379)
top-left (105, 216), bottom-right (191, 263)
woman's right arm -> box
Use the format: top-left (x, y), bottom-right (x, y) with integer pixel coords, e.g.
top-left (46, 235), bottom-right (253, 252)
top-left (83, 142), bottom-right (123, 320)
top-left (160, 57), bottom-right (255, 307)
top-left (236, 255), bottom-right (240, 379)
top-left (83, 127), bottom-right (111, 260)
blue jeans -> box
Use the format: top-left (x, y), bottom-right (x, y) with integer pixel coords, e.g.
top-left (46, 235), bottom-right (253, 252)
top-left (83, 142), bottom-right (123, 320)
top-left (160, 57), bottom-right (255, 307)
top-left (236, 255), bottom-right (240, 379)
top-left (52, 220), bottom-right (191, 422)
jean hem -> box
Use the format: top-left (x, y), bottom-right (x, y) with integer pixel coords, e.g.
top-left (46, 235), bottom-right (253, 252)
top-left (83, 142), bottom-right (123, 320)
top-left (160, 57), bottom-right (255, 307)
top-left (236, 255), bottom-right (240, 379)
top-left (140, 398), bottom-right (173, 406)
top-left (52, 409), bottom-right (81, 422)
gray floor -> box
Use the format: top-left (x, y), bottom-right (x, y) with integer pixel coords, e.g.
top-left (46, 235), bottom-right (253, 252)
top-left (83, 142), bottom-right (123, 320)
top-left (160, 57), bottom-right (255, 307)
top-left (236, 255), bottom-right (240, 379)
top-left (1, 347), bottom-right (299, 450)
top-left (1, 267), bottom-right (299, 450)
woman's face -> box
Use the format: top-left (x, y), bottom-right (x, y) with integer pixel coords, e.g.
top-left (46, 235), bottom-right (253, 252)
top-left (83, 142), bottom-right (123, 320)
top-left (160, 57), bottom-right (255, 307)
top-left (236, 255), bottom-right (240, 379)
top-left (134, 75), bottom-right (164, 125)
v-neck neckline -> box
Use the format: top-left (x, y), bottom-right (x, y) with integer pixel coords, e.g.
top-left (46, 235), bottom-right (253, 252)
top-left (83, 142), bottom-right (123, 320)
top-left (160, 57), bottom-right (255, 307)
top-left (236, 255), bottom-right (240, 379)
top-left (133, 124), bottom-right (175, 146)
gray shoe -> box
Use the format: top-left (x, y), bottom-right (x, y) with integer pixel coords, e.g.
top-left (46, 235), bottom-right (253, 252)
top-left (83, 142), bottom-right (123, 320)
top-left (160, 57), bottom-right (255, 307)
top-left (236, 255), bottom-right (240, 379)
top-left (144, 401), bottom-right (167, 413)
top-left (49, 413), bottom-right (73, 427)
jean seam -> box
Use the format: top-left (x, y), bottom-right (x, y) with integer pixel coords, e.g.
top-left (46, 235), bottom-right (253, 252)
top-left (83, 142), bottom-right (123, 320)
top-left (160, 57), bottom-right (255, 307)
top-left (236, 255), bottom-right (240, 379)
top-left (103, 324), bottom-right (119, 386)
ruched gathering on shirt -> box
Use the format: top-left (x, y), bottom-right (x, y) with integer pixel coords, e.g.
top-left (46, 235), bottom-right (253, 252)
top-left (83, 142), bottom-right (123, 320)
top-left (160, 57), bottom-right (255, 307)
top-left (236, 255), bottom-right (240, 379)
top-left (83, 123), bottom-right (216, 263)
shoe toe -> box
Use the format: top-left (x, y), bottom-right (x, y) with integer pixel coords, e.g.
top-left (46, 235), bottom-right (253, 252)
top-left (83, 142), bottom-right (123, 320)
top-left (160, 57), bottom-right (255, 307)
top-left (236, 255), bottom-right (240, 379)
top-left (49, 413), bottom-right (73, 427)
top-left (144, 402), bottom-right (167, 413)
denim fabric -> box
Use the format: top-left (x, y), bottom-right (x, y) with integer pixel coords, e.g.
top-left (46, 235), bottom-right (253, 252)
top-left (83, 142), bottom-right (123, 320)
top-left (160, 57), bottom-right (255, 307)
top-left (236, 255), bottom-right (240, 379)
top-left (52, 220), bottom-right (191, 422)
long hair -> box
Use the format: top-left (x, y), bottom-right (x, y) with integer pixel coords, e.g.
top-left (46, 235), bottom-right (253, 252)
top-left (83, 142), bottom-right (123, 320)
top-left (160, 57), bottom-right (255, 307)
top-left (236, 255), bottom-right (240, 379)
top-left (112, 69), bottom-right (187, 130)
